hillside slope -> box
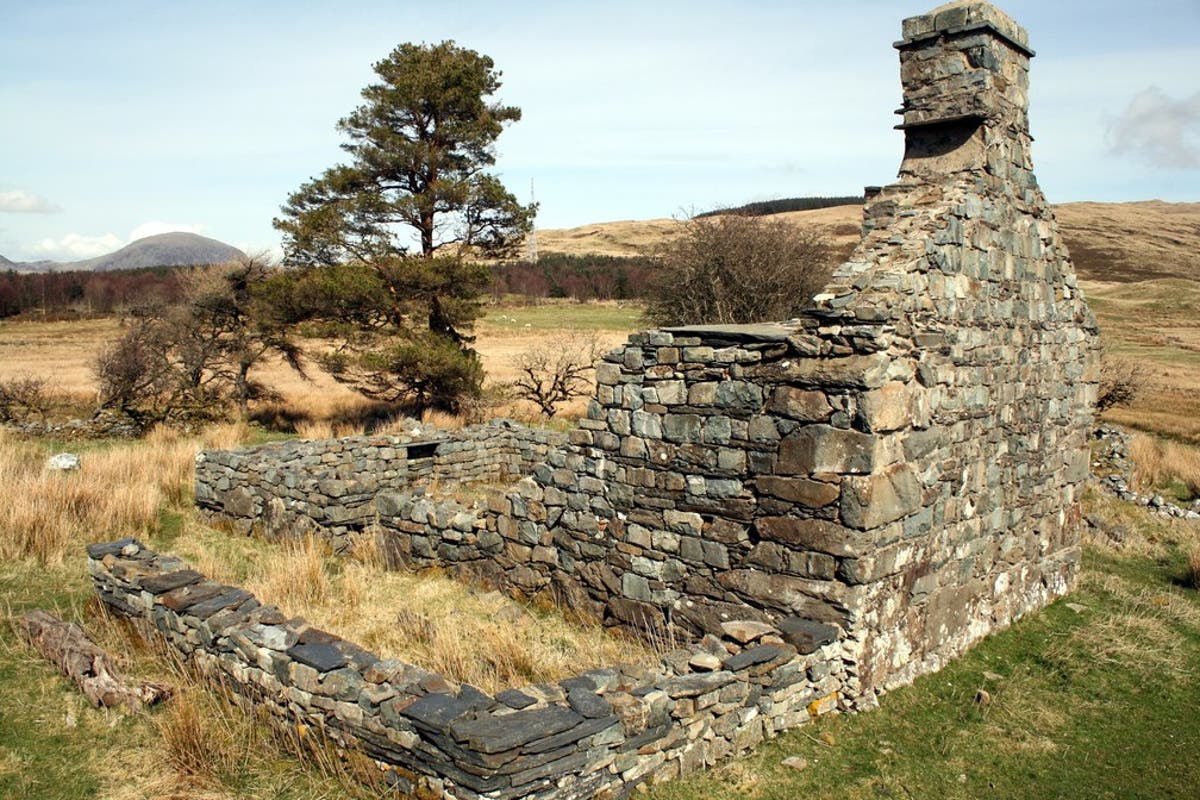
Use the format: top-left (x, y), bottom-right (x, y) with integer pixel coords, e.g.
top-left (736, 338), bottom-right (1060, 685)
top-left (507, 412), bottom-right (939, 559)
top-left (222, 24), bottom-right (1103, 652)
top-left (536, 201), bottom-right (1200, 283)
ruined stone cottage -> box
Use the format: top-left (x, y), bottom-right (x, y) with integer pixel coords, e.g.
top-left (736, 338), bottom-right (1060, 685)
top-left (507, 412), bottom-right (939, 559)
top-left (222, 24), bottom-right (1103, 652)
top-left (92, 3), bottom-right (1100, 797)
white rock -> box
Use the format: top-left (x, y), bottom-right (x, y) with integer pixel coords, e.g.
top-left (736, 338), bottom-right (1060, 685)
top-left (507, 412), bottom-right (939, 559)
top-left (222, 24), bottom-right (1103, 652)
top-left (47, 453), bottom-right (81, 471)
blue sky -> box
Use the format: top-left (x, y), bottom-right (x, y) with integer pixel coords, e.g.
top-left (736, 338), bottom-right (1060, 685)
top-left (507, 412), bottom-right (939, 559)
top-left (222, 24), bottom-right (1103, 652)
top-left (1, 0), bottom-right (1197, 261)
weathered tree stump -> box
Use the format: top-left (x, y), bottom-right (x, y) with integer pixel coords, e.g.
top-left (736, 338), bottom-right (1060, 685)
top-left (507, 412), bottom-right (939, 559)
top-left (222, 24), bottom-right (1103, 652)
top-left (16, 609), bottom-right (172, 711)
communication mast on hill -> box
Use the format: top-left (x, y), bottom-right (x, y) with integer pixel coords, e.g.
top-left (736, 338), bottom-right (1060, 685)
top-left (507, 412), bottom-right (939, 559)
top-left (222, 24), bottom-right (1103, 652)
top-left (527, 178), bottom-right (538, 264)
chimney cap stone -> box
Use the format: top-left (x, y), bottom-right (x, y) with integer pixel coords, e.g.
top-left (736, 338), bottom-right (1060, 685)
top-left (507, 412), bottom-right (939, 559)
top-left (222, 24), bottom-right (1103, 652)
top-left (896, 1), bottom-right (1033, 57)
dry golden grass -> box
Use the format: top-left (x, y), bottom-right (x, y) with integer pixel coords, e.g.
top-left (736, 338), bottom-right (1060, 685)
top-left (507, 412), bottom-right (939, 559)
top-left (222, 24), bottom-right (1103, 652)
top-left (1128, 433), bottom-right (1200, 497)
top-left (1082, 489), bottom-right (1199, 559)
top-left (0, 431), bottom-right (186, 564)
top-left (175, 527), bottom-right (653, 694)
top-left (0, 420), bottom-right (262, 566)
top-left (1188, 547), bottom-right (1200, 590)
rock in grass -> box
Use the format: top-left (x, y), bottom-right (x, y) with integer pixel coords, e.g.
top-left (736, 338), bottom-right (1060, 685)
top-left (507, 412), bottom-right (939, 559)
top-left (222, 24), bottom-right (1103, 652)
top-left (781, 756), bottom-right (809, 771)
top-left (47, 453), bottom-right (81, 471)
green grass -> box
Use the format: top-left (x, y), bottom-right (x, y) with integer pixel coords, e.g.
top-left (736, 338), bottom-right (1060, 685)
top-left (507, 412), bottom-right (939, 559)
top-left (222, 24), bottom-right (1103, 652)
top-left (482, 301), bottom-right (644, 331)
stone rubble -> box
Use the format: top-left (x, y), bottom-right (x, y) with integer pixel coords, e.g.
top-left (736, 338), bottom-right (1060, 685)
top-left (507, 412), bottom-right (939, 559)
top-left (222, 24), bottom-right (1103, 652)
top-left (1091, 425), bottom-right (1200, 521)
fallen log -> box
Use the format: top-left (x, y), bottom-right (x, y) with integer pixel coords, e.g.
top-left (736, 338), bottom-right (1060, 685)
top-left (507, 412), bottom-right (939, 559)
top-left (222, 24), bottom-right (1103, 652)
top-left (16, 609), bottom-right (172, 711)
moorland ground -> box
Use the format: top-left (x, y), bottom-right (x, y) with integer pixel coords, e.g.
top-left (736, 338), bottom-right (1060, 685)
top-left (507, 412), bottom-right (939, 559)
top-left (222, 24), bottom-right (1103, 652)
top-left (3, 208), bottom-right (1200, 798)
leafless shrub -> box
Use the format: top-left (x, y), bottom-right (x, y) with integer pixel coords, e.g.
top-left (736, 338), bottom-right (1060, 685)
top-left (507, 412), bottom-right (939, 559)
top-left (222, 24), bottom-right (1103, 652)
top-left (1098, 352), bottom-right (1143, 411)
top-left (644, 213), bottom-right (833, 326)
top-left (509, 332), bottom-right (602, 417)
top-left (0, 375), bottom-right (52, 422)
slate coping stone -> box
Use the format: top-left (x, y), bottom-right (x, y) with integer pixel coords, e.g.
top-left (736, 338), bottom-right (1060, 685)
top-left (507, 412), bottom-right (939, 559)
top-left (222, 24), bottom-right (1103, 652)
top-left (159, 582), bottom-right (226, 612)
top-left (567, 688), bottom-right (612, 719)
top-left (187, 588), bottom-right (252, 620)
top-left (457, 683), bottom-right (494, 711)
top-left (523, 714), bottom-right (619, 755)
top-left (661, 671), bottom-right (736, 698)
top-left (297, 626), bottom-right (340, 645)
top-left (401, 692), bottom-right (475, 732)
top-left (779, 617), bottom-right (840, 654)
top-left (86, 538), bottom-right (139, 559)
top-left (288, 642), bottom-right (350, 673)
top-left (725, 644), bottom-right (787, 672)
top-left (661, 323), bottom-right (795, 343)
top-left (449, 705), bottom-right (584, 754)
top-left (140, 569), bottom-right (205, 594)
top-left (496, 688), bottom-right (537, 710)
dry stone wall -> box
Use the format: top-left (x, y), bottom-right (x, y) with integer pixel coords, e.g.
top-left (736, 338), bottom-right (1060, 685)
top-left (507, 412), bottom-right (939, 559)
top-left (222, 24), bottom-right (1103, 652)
top-left (90, 538), bottom-right (846, 800)
top-left (99, 3), bottom-right (1098, 797)
top-left (195, 420), bottom-right (565, 552)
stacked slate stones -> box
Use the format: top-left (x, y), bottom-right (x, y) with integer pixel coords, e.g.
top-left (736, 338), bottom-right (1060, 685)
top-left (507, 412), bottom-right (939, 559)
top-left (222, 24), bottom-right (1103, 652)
top-left (90, 539), bottom-right (845, 800)
top-left (96, 3), bottom-right (1099, 797)
top-left (194, 420), bottom-right (565, 553)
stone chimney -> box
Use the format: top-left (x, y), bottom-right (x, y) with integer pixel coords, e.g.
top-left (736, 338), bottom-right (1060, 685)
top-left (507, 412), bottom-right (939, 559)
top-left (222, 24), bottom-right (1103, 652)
top-left (895, 1), bottom-right (1034, 183)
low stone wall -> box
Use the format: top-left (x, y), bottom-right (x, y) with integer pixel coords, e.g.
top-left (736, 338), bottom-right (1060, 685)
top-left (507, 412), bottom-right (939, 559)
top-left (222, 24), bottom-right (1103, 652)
top-left (1092, 426), bottom-right (1200, 520)
top-left (195, 420), bottom-right (566, 552)
top-left (90, 538), bottom-right (845, 800)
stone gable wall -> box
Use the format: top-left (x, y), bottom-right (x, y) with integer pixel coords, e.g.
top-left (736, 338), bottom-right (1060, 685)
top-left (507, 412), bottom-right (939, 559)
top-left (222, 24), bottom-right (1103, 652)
top-left (102, 3), bottom-right (1098, 797)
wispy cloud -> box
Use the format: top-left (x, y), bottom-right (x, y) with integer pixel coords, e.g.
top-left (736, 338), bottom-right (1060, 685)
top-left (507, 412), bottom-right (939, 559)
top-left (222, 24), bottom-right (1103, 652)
top-left (1107, 87), bottom-right (1200, 169)
top-left (27, 232), bottom-right (123, 260)
top-left (21, 220), bottom-right (210, 261)
top-left (0, 190), bottom-right (61, 214)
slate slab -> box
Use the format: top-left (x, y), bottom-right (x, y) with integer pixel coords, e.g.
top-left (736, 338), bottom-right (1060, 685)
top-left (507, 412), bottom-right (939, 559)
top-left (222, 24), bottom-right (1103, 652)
top-left (567, 688), bottom-right (611, 719)
top-left (779, 617), bottom-right (840, 654)
top-left (725, 644), bottom-right (786, 671)
top-left (86, 538), bottom-right (139, 559)
top-left (140, 569), bottom-right (205, 594)
top-left (401, 692), bottom-right (475, 732)
top-left (159, 582), bottom-right (226, 612)
top-left (186, 588), bottom-right (252, 620)
top-left (496, 689), bottom-right (537, 710)
top-left (449, 705), bottom-right (583, 754)
top-left (287, 642), bottom-right (349, 673)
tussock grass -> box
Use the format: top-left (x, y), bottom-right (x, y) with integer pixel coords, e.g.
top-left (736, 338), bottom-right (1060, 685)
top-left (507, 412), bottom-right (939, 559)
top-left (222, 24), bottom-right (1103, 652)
top-left (1187, 547), bottom-right (1200, 590)
top-left (1129, 432), bottom-right (1200, 499)
top-left (175, 526), bottom-right (652, 694)
top-left (0, 423), bottom-right (257, 565)
top-left (244, 535), bottom-right (331, 611)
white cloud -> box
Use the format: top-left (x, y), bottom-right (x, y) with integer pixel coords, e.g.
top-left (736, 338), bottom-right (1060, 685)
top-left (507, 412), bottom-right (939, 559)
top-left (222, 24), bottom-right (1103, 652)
top-left (20, 219), bottom-right (213, 261)
top-left (1107, 87), bottom-right (1200, 169)
top-left (0, 190), bottom-right (61, 214)
top-left (27, 232), bottom-right (123, 260)
top-left (128, 221), bottom-right (206, 242)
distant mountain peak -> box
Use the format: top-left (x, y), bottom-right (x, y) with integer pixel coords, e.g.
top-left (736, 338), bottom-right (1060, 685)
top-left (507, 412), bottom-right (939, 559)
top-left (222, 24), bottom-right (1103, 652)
top-left (4, 232), bottom-right (246, 273)
top-left (78, 232), bottom-right (245, 272)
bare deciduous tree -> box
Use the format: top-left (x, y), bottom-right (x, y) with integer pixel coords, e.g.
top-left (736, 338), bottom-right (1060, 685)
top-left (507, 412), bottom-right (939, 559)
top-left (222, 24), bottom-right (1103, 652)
top-left (510, 332), bottom-right (602, 417)
top-left (643, 213), bottom-right (833, 326)
top-left (1097, 349), bottom-right (1143, 411)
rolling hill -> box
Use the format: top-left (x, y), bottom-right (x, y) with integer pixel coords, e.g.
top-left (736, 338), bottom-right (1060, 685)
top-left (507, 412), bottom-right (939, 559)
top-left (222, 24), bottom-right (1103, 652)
top-left (535, 200), bottom-right (1200, 283)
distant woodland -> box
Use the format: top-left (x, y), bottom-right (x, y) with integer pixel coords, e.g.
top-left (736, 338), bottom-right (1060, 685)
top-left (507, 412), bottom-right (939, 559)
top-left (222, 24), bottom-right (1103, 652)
top-left (0, 267), bottom-right (187, 319)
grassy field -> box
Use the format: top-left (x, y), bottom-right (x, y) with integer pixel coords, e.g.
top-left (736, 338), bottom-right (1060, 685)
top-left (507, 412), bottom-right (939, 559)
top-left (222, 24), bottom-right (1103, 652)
top-left (3, 291), bottom-right (1200, 798)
